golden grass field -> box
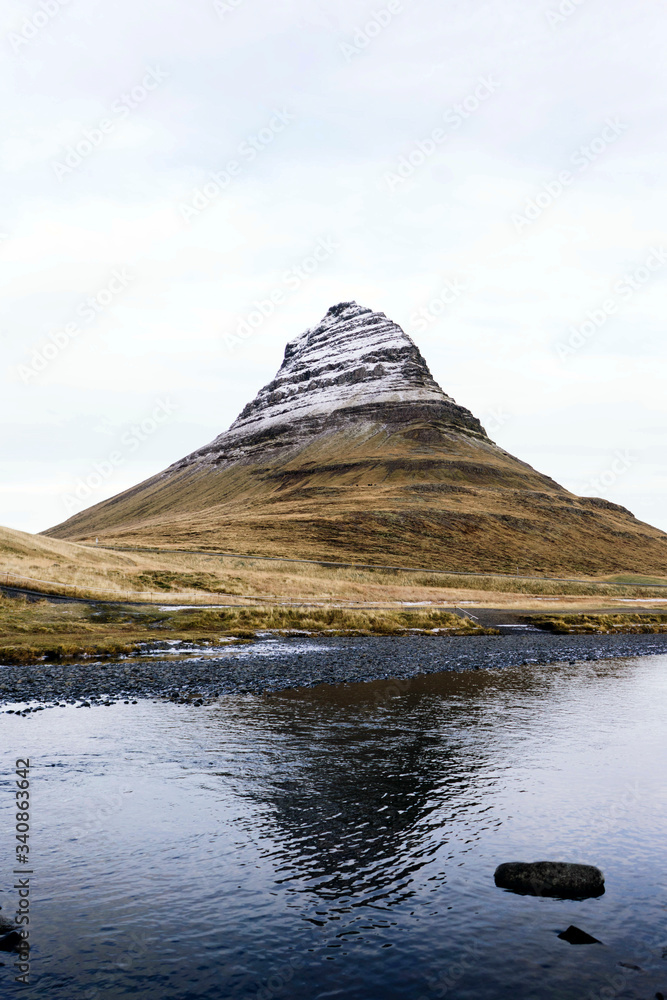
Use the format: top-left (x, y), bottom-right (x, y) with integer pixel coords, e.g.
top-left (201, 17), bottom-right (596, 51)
top-left (2, 525), bottom-right (667, 612)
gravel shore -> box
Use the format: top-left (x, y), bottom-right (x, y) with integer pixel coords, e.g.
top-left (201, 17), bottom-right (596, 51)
top-left (2, 631), bottom-right (667, 710)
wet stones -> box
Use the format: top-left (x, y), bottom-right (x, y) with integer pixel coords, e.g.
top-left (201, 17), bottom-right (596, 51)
top-left (3, 633), bottom-right (667, 709)
top-left (494, 861), bottom-right (605, 899)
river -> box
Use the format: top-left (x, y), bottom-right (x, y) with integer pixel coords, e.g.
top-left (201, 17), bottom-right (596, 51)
top-left (1, 649), bottom-right (666, 998)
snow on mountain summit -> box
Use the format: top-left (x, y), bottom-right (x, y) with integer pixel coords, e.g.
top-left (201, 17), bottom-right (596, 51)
top-left (171, 302), bottom-right (487, 471)
top-left (228, 301), bottom-right (452, 438)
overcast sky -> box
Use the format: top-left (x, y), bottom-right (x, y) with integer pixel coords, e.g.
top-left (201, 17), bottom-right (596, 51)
top-left (1, 0), bottom-right (666, 536)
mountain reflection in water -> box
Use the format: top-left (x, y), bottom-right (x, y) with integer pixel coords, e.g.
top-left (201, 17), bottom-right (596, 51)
top-left (228, 672), bottom-right (506, 925)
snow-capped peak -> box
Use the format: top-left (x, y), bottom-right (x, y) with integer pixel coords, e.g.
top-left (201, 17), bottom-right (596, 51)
top-left (168, 302), bottom-right (486, 471)
top-left (228, 301), bottom-right (452, 438)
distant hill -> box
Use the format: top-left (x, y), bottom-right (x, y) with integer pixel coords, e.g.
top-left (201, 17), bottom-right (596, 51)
top-left (44, 302), bottom-right (667, 576)
top-left (0, 524), bottom-right (129, 587)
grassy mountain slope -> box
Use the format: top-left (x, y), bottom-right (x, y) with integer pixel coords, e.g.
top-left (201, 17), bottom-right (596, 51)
top-left (44, 418), bottom-right (667, 576)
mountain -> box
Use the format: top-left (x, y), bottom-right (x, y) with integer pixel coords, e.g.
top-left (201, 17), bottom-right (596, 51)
top-left (45, 302), bottom-right (667, 575)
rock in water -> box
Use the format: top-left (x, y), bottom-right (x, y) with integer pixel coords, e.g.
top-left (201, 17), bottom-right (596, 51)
top-left (558, 925), bottom-right (603, 945)
top-left (0, 930), bottom-right (23, 952)
top-left (494, 861), bottom-right (605, 899)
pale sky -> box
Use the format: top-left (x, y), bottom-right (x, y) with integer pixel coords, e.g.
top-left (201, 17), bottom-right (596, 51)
top-left (2, 0), bottom-right (666, 535)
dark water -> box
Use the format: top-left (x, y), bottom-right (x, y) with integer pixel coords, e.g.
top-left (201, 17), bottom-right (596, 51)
top-left (1, 651), bottom-right (666, 999)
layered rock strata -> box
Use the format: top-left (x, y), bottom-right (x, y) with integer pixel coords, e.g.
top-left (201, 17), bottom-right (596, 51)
top-left (170, 301), bottom-right (487, 470)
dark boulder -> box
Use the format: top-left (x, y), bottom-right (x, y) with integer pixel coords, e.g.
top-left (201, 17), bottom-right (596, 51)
top-left (494, 861), bottom-right (605, 899)
top-left (558, 925), bottom-right (602, 945)
top-left (0, 930), bottom-right (23, 952)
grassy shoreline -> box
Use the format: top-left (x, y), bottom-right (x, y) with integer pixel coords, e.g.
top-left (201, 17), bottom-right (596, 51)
top-left (3, 593), bottom-right (667, 666)
top-left (0, 596), bottom-right (497, 665)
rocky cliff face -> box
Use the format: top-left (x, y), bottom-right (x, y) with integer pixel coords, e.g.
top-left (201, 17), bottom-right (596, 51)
top-left (170, 301), bottom-right (488, 470)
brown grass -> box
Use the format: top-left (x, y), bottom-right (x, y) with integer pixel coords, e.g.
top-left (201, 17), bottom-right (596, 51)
top-left (0, 593), bottom-right (493, 665)
top-left (3, 527), bottom-right (667, 614)
top-left (529, 613), bottom-right (667, 634)
top-left (43, 418), bottom-right (667, 578)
